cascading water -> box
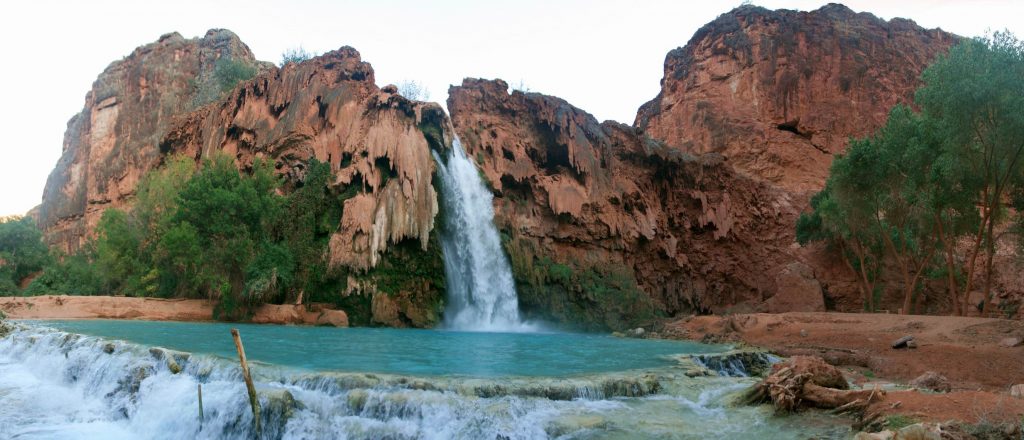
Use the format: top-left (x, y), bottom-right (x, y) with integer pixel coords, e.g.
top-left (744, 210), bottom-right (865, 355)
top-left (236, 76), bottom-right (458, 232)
top-left (433, 138), bottom-right (533, 332)
top-left (0, 321), bottom-right (849, 439)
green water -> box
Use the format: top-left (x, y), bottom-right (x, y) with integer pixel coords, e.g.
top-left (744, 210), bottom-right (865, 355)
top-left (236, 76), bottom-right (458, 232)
top-left (37, 320), bottom-right (726, 377)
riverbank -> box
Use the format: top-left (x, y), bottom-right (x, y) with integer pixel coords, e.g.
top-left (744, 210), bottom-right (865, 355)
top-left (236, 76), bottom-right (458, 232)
top-left (662, 312), bottom-right (1024, 427)
top-left (0, 295), bottom-right (348, 327)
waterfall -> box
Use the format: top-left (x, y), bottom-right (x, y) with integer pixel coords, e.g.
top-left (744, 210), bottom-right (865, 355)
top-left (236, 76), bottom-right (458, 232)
top-left (432, 138), bottom-right (533, 332)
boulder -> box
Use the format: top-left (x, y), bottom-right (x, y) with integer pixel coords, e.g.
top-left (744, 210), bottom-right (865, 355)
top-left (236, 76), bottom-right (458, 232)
top-left (1012, 384), bottom-right (1024, 399)
top-left (999, 337), bottom-right (1023, 348)
top-left (316, 309), bottom-right (349, 327)
top-left (910, 371), bottom-right (951, 393)
top-left (892, 336), bottom-right (915, 349)
top-left (765, 262), bottom-right (826, 313)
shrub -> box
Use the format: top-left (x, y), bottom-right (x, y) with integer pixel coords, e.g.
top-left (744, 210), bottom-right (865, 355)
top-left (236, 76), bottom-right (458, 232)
top-left (279, 46), bottom-right (313, 66)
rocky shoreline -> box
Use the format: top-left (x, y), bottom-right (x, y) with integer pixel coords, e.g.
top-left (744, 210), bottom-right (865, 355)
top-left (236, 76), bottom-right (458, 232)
top-left (658, 312), bottom-right (1024, 437)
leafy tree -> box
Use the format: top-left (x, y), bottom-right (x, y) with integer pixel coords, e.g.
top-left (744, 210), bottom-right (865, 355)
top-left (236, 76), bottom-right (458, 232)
top-left (0, 216), bottom-right (50, 288)
top-left (916, 31), bottom-right (1024, 315)
top-left (273, 159), bottom-right (342, 304)
top-left (170, 154), bottom-right (283, 318)
top-left (801, 31), bottom-right (1024, 316)
top-left (23, 249), bottom-right (104, 296)
top-left (214, 58), bottom-right (258, 95)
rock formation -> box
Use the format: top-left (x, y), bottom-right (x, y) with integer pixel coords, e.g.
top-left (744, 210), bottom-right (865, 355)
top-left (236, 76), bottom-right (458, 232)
top-left (449, 78), bottom-right (797, 329)
top-left (636, 3), bottom-right (955, 194)
top-left (40, 30), bottom-right (270, 252)
top-left (39, 3), bottom-right (1011, 329)
top-left (38, 31), bottom-right (451, 327)
top-left (448, 4), bottom-right (966, 327)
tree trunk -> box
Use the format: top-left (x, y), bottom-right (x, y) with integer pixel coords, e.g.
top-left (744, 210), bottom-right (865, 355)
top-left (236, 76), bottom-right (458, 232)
top-left (961, 209), bottom-right (989, 314)
top-left (980, 217), bottom-right (998, 316)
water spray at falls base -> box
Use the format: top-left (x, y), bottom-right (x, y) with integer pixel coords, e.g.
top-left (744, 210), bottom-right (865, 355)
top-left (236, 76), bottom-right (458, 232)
top-left (433, 138), bottom-right (537, 332)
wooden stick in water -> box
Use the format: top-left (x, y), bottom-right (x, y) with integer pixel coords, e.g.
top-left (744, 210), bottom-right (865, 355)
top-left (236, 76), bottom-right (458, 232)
top-left (231, 328), bottom-right (261, 436)
top-left (197, 383), bottom-right (204, 427)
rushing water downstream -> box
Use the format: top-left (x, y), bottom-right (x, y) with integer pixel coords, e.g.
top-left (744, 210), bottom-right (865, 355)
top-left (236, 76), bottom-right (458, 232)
top-left (0, 320), bottom-right (849, 439)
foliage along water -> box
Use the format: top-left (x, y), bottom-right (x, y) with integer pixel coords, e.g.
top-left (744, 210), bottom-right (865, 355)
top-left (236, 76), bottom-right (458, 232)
top-left (0, 320), bottom-right (850, 439)
top-left (433, 138), bottom-right (536, 332)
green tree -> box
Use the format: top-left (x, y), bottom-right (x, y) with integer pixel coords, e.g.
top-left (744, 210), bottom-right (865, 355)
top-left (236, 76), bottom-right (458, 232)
top-left (916, 31), bottom-right (1024, 315)
top-left (273, 159), bottom-right (343, 304)
top-left (169, 154), bottom-right (283, 318)
top-left (0, 216), bottom-right (50, 291)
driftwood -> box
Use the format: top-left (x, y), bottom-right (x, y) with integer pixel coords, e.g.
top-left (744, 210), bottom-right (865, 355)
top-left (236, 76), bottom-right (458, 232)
top-left (231, 328), bottom-right (261, 436)
top-left (197, 383), bottom-right (204, 427)
top-left (739, 356), bottom-right (884, 413)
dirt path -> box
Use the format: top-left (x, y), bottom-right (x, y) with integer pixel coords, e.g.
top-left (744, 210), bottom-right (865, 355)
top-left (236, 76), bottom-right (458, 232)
top-left (0, 295), bottom-right (347, 327)
top-left (662, 312), bottom-right (1024, 424)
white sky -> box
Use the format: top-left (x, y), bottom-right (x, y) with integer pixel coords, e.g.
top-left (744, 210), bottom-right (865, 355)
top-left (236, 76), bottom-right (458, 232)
top-left (1, 0), bottom-right (1020, 217)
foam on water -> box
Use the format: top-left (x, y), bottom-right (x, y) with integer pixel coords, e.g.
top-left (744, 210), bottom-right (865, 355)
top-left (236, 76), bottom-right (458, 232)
top-left (0, 321), bottom-right (850, 439)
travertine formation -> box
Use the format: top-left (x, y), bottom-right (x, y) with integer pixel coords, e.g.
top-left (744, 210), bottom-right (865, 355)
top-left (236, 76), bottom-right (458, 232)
top-left (38, 31), bottom-right (450, 327)
top-left (449, 78), bottom-right (798, 328)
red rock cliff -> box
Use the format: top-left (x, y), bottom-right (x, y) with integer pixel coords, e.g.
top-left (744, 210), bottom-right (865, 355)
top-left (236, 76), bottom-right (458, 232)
top-left (636, 3), bottom-right (955, 194)
top-left (39, 30), bottom-right (270, 252)
top-left (449, 79), bottom-right (799, 329)
top-left (448, 4), bottom-right (964, 326)
top-left (38, 32), bottom-right (453, 327)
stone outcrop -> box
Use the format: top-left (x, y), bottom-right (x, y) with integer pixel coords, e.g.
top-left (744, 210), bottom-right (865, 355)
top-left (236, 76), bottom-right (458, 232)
top-left (449, 78), bottom-right (798, 329)
top-left (158, 46), bottom-right (449, 272)
top-left (636, 3), bottom-right (955, 194)
top-left (39, 30), bottom-right (270, 252)
top-left (38, 31), bottom-right (451, 327)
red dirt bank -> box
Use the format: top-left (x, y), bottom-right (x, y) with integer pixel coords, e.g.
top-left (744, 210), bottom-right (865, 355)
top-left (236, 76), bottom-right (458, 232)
top-left (664, 312), bottom-right (1024, 424)
top-left (0, 295), bottom-right (348, 327)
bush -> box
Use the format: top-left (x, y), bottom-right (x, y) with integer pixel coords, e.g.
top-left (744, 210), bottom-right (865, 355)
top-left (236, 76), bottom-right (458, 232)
top-left (214, 58), bottom-right (258, 95)
top-left (0, 216), bottom-right (50, 287)
top-left (279, 46), bottom-right (313, 66)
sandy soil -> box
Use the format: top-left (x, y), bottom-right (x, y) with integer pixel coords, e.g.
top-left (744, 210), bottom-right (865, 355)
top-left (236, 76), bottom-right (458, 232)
top-left (662, 312), bottom-right (1024, 424)
top-left (0, 295), bottom-right (347, 327)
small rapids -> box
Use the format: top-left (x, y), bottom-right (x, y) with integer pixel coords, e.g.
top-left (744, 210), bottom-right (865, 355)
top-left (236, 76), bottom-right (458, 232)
top-left (0, 322), bottom-right (849, 439)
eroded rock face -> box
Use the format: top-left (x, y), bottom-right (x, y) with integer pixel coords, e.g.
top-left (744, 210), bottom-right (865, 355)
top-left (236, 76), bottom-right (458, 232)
top-left (636, 4), bottom-right (955, 194)
top-left (39, 31), bottom-right (452, 327)
top-left (159, 46), bottom-right (449, 272)
top-left (39, 30), bottom-right (270, 252)
top-left (448, 78), bottom-right (799, 330)
top-left (448, 5), bottom-right (961, 326)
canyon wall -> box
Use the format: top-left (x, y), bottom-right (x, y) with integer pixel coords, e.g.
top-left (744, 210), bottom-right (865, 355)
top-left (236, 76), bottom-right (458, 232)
top-left (448, 4), bottom-right (997, 328)
top-left (37, 3), bottom-right (1017, 329)
top-left (38, 32), bottom-right (452, 327)
top-left (39, 30), bottom-right (270, 252)
top-left (636, 3), bottom-right (955, 194)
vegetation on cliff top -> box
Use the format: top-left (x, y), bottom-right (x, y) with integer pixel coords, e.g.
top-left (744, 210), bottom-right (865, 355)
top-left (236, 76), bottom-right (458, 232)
top-left (798, 32), bottom-right (1024, 317)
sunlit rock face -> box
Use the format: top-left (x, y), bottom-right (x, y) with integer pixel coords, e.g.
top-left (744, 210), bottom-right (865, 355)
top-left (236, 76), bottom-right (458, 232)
top-left (40, 29), bottom-right (269, 252)
top-left (637, 3), bottom-right (955, 195)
